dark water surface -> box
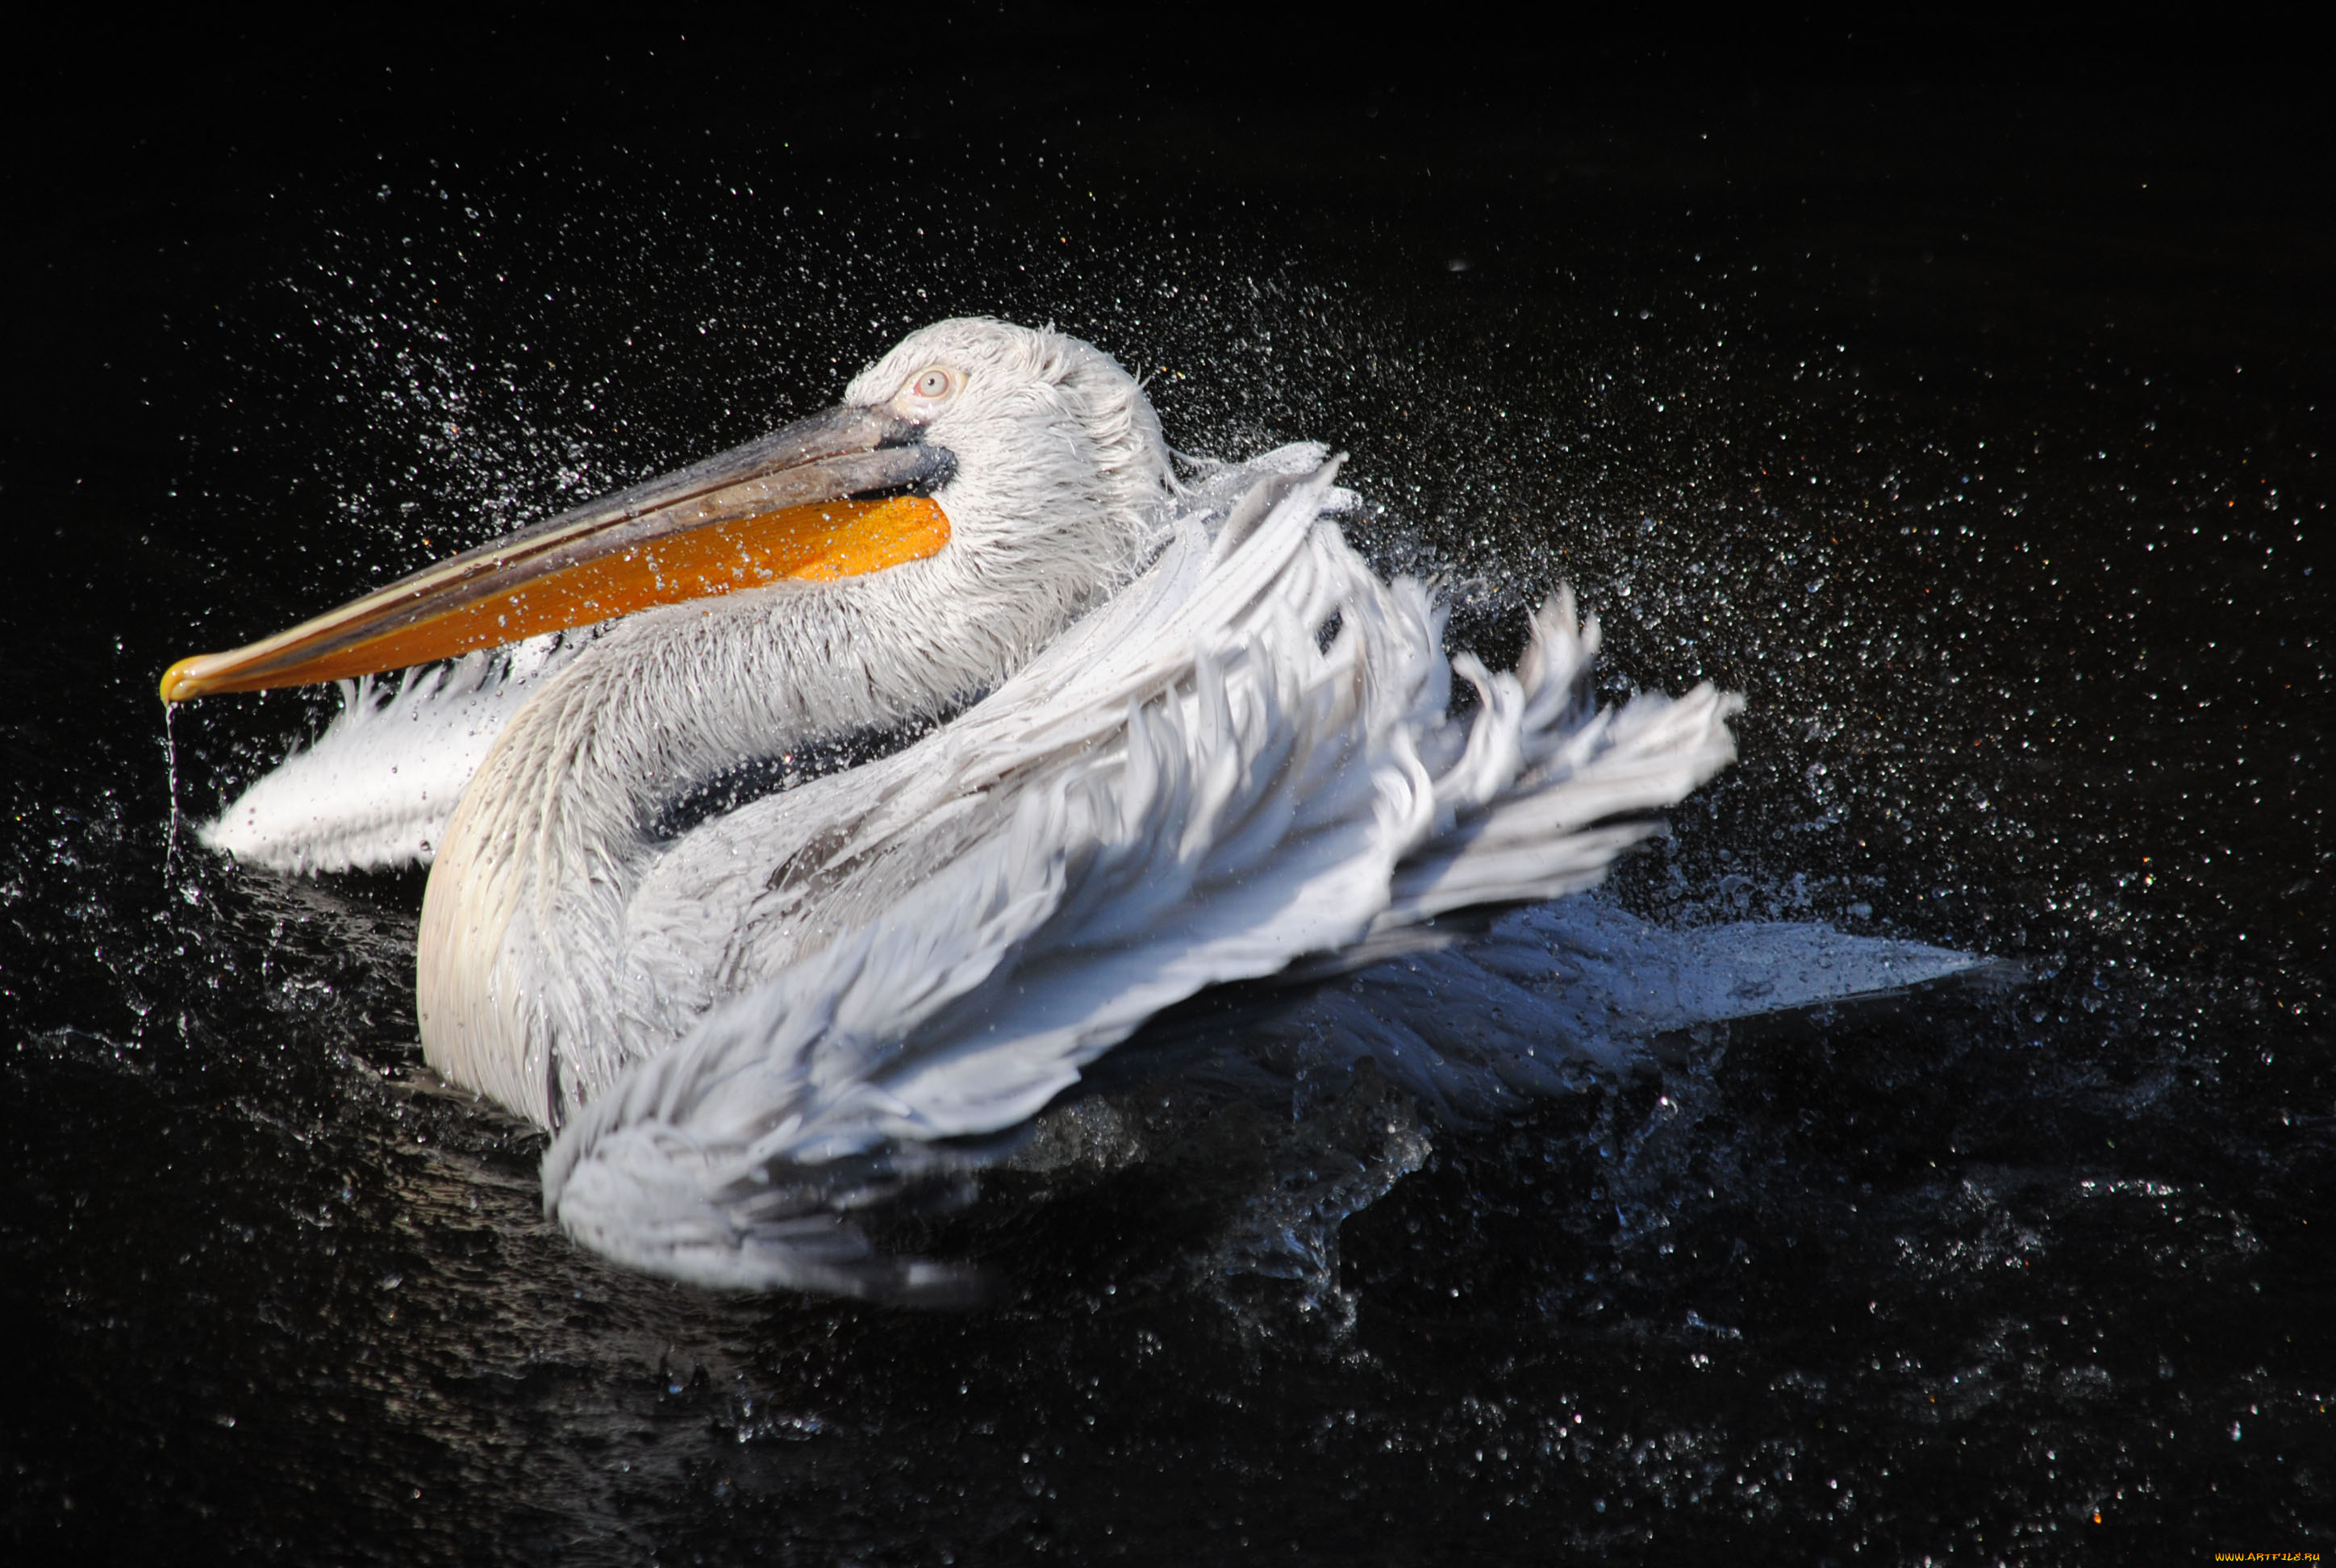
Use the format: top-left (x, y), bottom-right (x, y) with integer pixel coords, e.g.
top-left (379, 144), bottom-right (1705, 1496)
top-left (4, 23), bottom-right (2329, 1565)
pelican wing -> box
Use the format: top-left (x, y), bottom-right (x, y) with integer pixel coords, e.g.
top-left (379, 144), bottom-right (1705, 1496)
top-left (545, 459), bottom-right (1743, 1293)
top-left (1138, 898), bottom-right (2000, 1129)
top-left (606, 445), bottom-right (1354, 1057)
top-left (199, 633), bottom-right (590, 874)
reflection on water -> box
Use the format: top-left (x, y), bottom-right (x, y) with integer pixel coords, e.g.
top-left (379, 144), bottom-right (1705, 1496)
top-left (2, 52), bottom-right (2328, 1564)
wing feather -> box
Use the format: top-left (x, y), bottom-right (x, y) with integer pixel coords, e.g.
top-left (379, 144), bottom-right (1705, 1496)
top-left (547, 459), bottom-right (1743, 1292)
top-left (199, 633), bottom-right (589, 874)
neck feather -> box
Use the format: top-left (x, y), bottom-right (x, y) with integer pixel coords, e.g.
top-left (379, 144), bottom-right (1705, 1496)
top-left (413, 517), bottom-right (1143, 1126)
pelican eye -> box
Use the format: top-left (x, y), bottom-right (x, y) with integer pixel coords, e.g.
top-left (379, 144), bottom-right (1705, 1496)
top-left (910, 368), bottom-right (955, 400)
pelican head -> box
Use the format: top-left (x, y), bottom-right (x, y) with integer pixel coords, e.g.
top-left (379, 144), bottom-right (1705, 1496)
top-left (160, 317), bottom-right (1173, 704)
top-left (848, 319), bottom-right (1173, 596)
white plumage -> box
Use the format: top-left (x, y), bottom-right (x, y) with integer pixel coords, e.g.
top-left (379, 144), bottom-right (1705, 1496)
top-left (200, 319), bottom-right (1978, 1295)
top-left (202, 633), bottom-right (589, 874)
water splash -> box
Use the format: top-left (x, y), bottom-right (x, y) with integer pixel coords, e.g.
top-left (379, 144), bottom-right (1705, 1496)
top-left (162, 701), bottom-right (182, 889)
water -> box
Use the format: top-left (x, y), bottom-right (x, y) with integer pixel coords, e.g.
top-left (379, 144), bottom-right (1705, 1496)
top-left (3, 31), bottom-right (2329, 1563)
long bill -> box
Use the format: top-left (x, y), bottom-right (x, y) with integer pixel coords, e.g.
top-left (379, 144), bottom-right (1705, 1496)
top-left (160, 405), bottom-right (953, 703)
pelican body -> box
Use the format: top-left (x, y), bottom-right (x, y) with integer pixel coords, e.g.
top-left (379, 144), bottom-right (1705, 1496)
top-left (415, 327), bottom-right (1172, 1128)
top-left (168, 319), bottom-right (1761, 1295)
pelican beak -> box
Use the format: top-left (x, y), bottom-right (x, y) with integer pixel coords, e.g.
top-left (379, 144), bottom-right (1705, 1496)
top-left (160, 406), bottom-right (953, 703)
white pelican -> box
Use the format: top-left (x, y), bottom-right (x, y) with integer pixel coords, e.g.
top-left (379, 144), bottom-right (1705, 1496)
top-left (162, 317), bottom-right (1936, 1297)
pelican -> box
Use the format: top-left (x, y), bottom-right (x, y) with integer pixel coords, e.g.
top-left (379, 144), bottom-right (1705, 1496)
top-left (164, 318), bottom-right (1955, 1298)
